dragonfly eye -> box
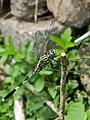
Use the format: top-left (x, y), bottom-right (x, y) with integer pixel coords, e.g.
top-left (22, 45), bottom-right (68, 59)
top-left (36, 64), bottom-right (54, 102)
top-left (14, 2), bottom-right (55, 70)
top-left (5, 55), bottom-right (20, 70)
top-left (49, 50), bottom-right (56, 58)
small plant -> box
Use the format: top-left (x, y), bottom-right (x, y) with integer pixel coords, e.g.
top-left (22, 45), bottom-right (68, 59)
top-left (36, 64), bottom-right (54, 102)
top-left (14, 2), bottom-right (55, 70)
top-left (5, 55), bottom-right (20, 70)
top-left (0, 35), bottom-right (57, 120)
top-left (50, 28), bottom-right (75, 54)
top-left (0, 26), bottom-right (90, 120)
top-left (50, 27), bottom-right (90, 120)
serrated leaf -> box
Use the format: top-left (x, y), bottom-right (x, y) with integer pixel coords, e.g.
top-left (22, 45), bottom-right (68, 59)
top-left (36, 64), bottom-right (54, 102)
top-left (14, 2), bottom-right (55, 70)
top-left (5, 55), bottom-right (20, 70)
top-left (35, 77), bottom-right (44, 92)
top-left (61, 28), bottom-right (72, 42)
top-left (50, 36), bottom-right (61, 44)
top-left (66, 102), bottom-right (87, 120)
top-left (64, 42), bottom-right (75, 49)
top-left (50, 28), bottom-right (73, 50)
top-left (55, 49), bottom-right (64, 55)
top-left (50, 36), bottom-right (64, 47)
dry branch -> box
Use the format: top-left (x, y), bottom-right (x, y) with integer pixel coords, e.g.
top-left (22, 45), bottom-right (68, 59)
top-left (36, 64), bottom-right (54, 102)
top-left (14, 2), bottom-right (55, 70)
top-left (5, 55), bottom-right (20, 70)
top-left (0, 0), bottom-right (4, 14)
top-left (59, 53), bottom-right (67, 120)
top-left (45, 100), bottom-right (59, 116)
top-left (34, 0), bottom-right (38, 23)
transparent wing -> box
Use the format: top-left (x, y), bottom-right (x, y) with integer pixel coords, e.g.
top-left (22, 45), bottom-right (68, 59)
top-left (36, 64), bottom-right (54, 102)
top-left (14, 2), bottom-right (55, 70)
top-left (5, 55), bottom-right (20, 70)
top-left (35, 20), bottom-right (56, 56)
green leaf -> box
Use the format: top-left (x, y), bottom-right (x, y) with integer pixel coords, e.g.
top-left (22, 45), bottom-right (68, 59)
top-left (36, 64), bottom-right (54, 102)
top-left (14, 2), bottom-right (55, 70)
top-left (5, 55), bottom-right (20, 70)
top-left (86, 109), bottom-right (90, 120)
top-left (34, 77), bottom-right (44, 92)
top-left (4, 77), bottom-right (14, 84)
top-left (26, 118), bottom-right (35, 120)
top-left (50, 28), bottom-right (73, 50)
top-left (26, 41), bottom-right (34, 54)
top-left (26, 41), bottom-right (35, 62)
top-left (14, 49), bottom-right (25, 61)
top-left (50, 36), bottom-right (61, 45)
top-left (29, 102), bottom-right (43, 111)
top-left (54, 96), bottom-right (59, 107)
top-left (4, 64), bottom-right (12, 74)
top-left (66, 102), bottom-right (87, 120)
top-left (11, 64), bottom-right (20, 77)
top-left (39, 70), bottom-right (53, 75)
top-left (64, 42), bottom-right (75, 49)
top-left (66, 80), bottom-right (79, 95)
top-left (0, 90), bottom-right (7, 97)
top-left (55, 49), bottom-right (64, 55)
top-left (4, 36), bottom-right (15, 55)
top-left (48, 84), bottom-right (57, 99)
top-left (50, 36), bottom-right (65, 48)
top-left (0, 45), bottom-right (5, 53)
top-left (66, 80), bottom-right (78, 90)
top-left (38, 106), bottom-right (57, 119)
top-left (14, 87), bottom-right (24, 100)
top-left (0, 55), bottom-right (7, 64)
top-left (37, 118), bottom-right (44, 120)
top-left (61, 28), bottom-right (72, 42)
top-left (68, 49), bottom-right (80, 61)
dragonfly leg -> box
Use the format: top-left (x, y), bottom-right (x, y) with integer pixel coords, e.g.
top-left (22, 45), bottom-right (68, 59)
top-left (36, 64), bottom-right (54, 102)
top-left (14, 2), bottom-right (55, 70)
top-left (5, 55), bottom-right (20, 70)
top-left (49, 60), bottom-right (59, 69)
top-left (52, 58), bottom-right (59, 63)
top-left (49, 61), bottom-right (60, 72)
top-left (49, 61), bottom-right (54, 68)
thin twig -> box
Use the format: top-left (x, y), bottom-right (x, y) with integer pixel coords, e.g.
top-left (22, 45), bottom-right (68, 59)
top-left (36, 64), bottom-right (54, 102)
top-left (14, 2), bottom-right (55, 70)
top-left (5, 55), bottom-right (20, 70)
top-left (34, 0), bottom-right (38, 23)
top-left (59, 53), bottom-right (67, 120)
top-left (74, 31), bottom-right (90, 43)
top-left (0, 0), bottom-right (4, 14)
top-left (0, 12), bottom-right (11, 23)
top-left (45, 100), bottom-right (59, 116)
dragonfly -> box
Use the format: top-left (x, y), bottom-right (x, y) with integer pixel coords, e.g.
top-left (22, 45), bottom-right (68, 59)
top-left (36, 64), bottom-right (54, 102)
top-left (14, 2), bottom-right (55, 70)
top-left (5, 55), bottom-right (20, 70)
top-left (1, 20), bottom-right (59, 101)
top-left (1, 49), bottom-right (58, 101)
top-left (1, 25), bottom-right (90, 101)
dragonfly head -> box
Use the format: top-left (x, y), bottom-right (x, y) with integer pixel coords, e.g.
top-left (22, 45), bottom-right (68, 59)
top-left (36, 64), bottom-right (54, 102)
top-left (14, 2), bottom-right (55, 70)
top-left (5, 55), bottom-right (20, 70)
top-left (48, 50), bottom-right (56, 59)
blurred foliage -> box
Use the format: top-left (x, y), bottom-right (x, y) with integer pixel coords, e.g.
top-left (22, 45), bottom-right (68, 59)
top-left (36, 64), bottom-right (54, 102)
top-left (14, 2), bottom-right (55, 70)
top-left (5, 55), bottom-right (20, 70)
top-left (0, 26), bottom-right (90, 120)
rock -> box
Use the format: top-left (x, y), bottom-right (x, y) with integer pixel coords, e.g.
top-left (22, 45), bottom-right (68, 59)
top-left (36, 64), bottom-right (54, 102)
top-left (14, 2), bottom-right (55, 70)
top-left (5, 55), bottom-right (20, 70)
top-left (46, 0), bottom-right (90, 28)
top-left (0, 17), bottom-right (65, 54)
top-left (79, 43), bottom-right (90, 95)
top-left (10, 0), bottom-right (48, 21)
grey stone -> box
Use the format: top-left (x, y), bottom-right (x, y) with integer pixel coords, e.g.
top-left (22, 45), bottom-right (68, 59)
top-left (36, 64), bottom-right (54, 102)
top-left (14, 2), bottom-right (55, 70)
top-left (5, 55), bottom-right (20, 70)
top-left (11, 0), bottom-right (48, 21)
top-left (0, 17), bottom-right (65, 54)
top-left (46, 0), bottom-right (90, 28)
top-left (79, 43), bottom-right (90, 95)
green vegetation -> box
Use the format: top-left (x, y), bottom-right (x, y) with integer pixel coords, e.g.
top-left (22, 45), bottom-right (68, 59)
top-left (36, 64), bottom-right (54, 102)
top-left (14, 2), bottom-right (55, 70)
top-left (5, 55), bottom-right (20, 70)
top-left (0, 27), bottom-right (90, 120)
